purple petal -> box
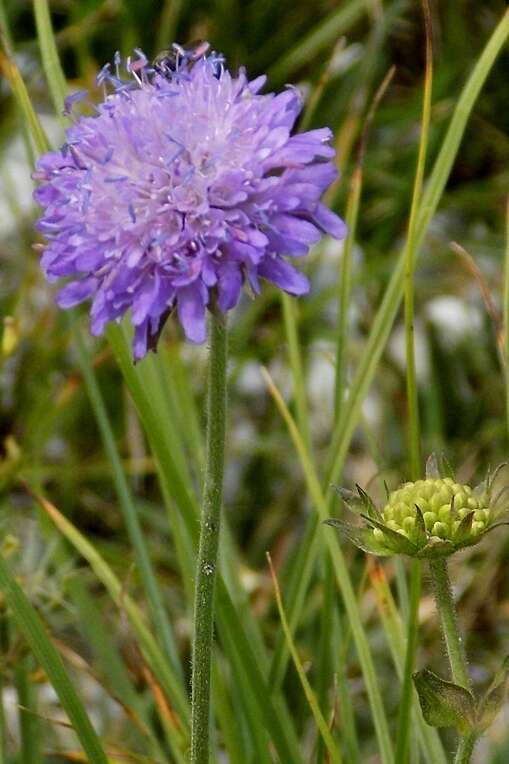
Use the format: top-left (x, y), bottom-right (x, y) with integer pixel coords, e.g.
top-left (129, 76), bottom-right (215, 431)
top-left (131, 273), bottom-right (160, 326)
top-left (270, 214), bottom-right (321, 245)
top-left (312, 203), bottom-right (347, 239)
top-left (177, 285), bottom-right (207, 343)
top-left (133, 321), bottom-right (149, 361)
top-left (218, 264), bottom-right (242, 312)
top-left (56, 277), bottom-right (97, 308)
top-left (258, 257), bottom-right (309, 295)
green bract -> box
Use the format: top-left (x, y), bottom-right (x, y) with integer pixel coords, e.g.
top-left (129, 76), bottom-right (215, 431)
top-left (325, 456), bottom-right (509, 559)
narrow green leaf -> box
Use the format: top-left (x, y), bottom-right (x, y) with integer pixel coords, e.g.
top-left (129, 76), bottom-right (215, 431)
top-left (0, 552), bottom-right (109, 763)
top-left (267, 553), bottom-right (343, 764)
top-left (0, 43), bottom-right (50, 155)
top-left (262, 367), bottom-right (394, 764)
top-left (108, 324), bottom-right (305, 763)
top-left (324, 518), bottom-right (392, 556)
top-left (73, 324), bottom-right (183, 680)
top-left (370, 564), bottom-right (448, 764)
top-left (33, 0), bottom-right (67, 116)
top-left (326, 8), bottom-right (509, 489)
top-left (268, 0), bottom-right (366, 81)
top-left (15, 657), bottom-right (42, 764)
top-left (280, 294), bottom-right (311, 450)
top-left (27, 487), bottom-right (190, 736)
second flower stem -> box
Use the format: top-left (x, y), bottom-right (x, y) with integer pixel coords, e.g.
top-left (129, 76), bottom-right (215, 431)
top-left (429, 557), bottom-right (471, 690)
top-left (430, 559), bottom-right (477, 763)
top-left (191, 308), bottom-right (228, 764)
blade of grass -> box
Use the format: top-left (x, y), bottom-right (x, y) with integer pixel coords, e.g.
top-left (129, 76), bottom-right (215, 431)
top-left (263, 363), bottom-right (447, 762)
top-left (261, 366), bottom-right (394, 764)
top-left (155, 0), bottom-right (182, 56)
top-left (160, 343), bottom-right (205, 470)
top-left (268, 513), bottom-right (320, 689)
top-left (268, 0), bottom-right (367, 82)
top-left (15, 657), bottom-right (42, 764)
top-left (368, 560), bottom-right (447, 764)
top-left (24, 485), bottom-right (190, 736)
top-left (270, 67), bottom-right (394, 723)
top-left (215, 580), bottom-right (305, 764)
top-left (326, 8), bottom-right (509, 490)
top-left (332, 607), bottom-right (360, 763)
top-left (267, 552), bottom-right (343, 764)
top-left (72, 324), bottom-right (183, 681)
top-left (107, 324), bottom-right (305, 761)
top-left (211, 658), bottom-right (249, 764)
top-left (33, 0), bottom-right (66, 116)
top-left (335, 66), bottom-right (396, 419)
top-left (316, 555), bottom-right (335, 764)
top-left (74, 321), bottom-right (306, 761)
top-left (0, 40), bottom-right (50, 155)
top-left (396, 2), bottom-right (433, 760)
top-left (0, 551), bottom-right (109, 764)
top-left (213, 632), bottom-right (273, 764)
top-left (280, 294), bottom-right (311, 449)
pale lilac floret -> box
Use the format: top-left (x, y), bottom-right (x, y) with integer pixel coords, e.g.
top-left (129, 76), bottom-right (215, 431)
top-left (33, 45), bottom-right (346, 360)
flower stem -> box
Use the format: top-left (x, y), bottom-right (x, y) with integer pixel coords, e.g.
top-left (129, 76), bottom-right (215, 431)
top-left (191, 308), bottom-right (228, 764)
top-left (454, 733), bottom-right (477, 764)
top-left (429, 558), bottom-right (471, 690)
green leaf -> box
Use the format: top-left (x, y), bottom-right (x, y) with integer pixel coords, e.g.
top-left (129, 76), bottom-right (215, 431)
top-left (330, 485), bottom-right (380, 518)
top-left (355, 484), bottom-right (380, 519)
top-left (33, 0), bottom-right (67, 116)
top-left (413, 669), bottom-right (476, 735)
top-left (72, 325), bottom-right (183, 680)
top-left (323, 518), bottom-right (392, 556)
top-left (267, 0), bottom-right (367, 82)
top-left (0, 553), bottom-right (109, 763)
top-left (29, 487), bottom-right (190, 737)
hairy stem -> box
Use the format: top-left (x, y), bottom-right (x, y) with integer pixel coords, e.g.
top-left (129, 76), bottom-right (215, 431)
top-left (191, 308), bottom-right (228, 764)
top-left (429, 558), bottom-right (471, 690)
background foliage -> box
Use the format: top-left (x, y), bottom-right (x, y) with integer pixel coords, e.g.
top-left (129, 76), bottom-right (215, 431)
top-left (0, 0), bottom-right (508, 762)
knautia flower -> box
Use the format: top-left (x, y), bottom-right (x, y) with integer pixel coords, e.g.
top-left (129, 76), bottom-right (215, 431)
top-left (33, 43), bottom-right (346, 360)
top-left (325, 456), bottom-right (509, 559)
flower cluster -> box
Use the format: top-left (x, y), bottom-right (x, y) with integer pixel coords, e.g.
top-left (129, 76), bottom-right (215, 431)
top-left (33, 43), bottom-right (346, 359)
top-left (326, 457), bottom-right (509, 559)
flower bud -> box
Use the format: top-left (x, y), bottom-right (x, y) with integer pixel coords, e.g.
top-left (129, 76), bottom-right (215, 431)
top-left (325, 457), bottom-right (509, 559)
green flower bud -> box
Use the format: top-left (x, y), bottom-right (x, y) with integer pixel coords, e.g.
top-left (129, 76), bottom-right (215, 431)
top-left (432, 522), bottom-right (448, 538)
top-left (326, 457), bottom-right (509, 560)
top-left (423, 512), bottom-right (436, 531)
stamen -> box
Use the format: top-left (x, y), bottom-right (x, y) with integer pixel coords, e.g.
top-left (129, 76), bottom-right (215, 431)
top-left (63, 90), bottom-right (88, 117)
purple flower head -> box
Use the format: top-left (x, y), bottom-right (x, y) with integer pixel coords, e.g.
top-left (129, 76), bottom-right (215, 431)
top-left (33, 43), bottom-right (346, 360)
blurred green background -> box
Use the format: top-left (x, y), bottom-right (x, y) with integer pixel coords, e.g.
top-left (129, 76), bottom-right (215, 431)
top-left (1, 0), bottom-right (508, 761)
